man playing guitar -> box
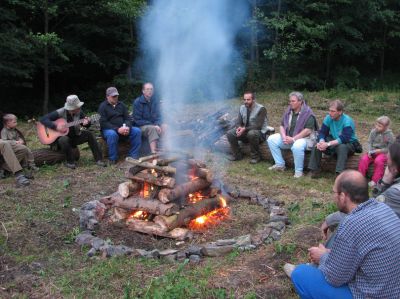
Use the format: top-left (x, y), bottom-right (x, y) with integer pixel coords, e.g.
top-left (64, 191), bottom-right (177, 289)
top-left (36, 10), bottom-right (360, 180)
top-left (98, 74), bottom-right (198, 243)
top-left (39, 95), bottom-right (106, 169)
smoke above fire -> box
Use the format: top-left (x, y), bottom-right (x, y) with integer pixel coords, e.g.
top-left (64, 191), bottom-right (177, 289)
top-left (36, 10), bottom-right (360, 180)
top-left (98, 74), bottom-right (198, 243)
top-left (137, 0), bottom-right (249, 153)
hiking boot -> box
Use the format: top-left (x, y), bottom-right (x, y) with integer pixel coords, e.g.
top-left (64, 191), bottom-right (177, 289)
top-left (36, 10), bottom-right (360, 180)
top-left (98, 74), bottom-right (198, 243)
top-left (307, 169), bottom-right (321, 178)
top-left (227, 154), bottom-right (243, 161)
top-left (24, 169), bottom-right (34, 179)
top-left (65, 162), bottom-right (76, 169)
top-left (283, 263), bottom-right (296, 278)
top-left (96, 160), bottom-right (107, 167)
top-left (16, 174), bottom-right (30, 187)
top-left (268, 164), bottom-right (286, 171)
top-left (293, 172), bottom-right (304, 178)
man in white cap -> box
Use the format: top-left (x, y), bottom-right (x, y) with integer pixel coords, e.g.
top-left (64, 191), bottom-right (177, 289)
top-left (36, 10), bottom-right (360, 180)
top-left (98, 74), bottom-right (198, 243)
top-left (40, 95), bottom-right (106, 169)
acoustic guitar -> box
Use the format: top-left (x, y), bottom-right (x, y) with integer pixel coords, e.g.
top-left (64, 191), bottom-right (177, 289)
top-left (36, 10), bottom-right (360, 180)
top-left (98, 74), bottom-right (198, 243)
top-left (36, 114), bottom-right (100, 145)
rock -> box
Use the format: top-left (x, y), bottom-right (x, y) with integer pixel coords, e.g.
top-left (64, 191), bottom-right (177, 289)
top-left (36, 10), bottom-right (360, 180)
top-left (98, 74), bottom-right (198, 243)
top-left (147, 249), bottom-right (160, 259)
top-left (270, 230), bottom-right (282, 241)
top-left (251, 227), bottom-right (272, 246)
top-left (176, 251), bottom-right (187, 261)
top-left (103, 245), bottom-right (133, 257)
top-left (257, 197), bottom-right (270, 209)
top-left (270, 206), bottom-right (285, 216)
top-left (91, 237), bottom-right (106, 250)
top-left (269, 215), bottom-right (289, 224)
top-left (159, 249), bottom-right (179, 256)
top-left (75, 231), bottom-right (95, 245)
top-left (187, 245), bottom-right (202, 256)
top-left (87, 218), bottom-right (99, 230)
top-left (265, 221), bottom-right (285, 231)
top-left (87, 247), bottom-right (97, 257)
top-left (163, 254), bottom-right (177, 263)
top-left (134, 249), bottom-right (149, 257)
top-left (238, 244), bottom-right (256, 251)
top-left (201, 244), bottom-right (235, 257)
top-left (189, 254), bottom-right (201, 264)
top-left (216, 239), bottom-right (236, 246)
top-left (235, 234), bottom-right (251, 247)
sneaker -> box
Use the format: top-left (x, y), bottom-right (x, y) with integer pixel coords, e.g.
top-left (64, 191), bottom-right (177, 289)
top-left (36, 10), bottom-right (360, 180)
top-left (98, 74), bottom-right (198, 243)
top-left (15, 174), bottom-right (30, 187)
top-left (96, 160), bottom-right (107, 167)
top-left (368, 181), bottom-right (376, 188)
top-left (268, 164), bottom-right (286, 171)
top-left (65, 162), bottom-right (76, 169)
top-left (283, 263), bottom-right (296, 278)
top-left (227, 154), bottom-right (243, 161)
top-left (294, 172), bottom-right (303, 178)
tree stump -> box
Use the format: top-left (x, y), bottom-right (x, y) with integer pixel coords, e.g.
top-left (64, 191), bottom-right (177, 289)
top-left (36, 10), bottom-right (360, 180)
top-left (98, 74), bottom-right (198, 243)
top-left (215, 135), bottom-right (364, 173)
top-left (32, 148), bottom-right (80, 166)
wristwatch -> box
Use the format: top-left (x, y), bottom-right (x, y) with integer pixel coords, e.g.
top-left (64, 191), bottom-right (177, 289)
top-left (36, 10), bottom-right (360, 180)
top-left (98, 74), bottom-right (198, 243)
top-left (327, 141), bottom-right (331, 147)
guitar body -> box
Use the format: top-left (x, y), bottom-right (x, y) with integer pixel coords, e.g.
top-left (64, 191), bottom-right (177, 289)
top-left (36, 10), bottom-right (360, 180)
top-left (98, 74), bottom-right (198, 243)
top-left (36, 119), bottom-right (69, 145)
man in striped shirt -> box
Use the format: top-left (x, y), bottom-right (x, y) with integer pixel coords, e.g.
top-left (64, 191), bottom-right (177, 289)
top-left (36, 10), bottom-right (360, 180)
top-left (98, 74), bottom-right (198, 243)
top-left (287, 170), bottom-right (400, 298)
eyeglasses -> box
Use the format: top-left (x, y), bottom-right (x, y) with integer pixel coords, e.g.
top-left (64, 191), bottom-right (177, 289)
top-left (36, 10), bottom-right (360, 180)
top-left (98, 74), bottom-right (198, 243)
top-left (329, 109), bottom-right (338, 113)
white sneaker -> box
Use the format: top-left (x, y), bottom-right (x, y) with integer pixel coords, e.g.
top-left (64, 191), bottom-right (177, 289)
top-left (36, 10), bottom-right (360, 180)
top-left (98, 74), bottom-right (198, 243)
top-left (368, 181), bottom-right (376, 188)
top-left (283, 263), bottom-right (296, 278)
top-left (268, 164), bottom-right (286, 171)
top-left (294, 172), bottom-right (304, 178)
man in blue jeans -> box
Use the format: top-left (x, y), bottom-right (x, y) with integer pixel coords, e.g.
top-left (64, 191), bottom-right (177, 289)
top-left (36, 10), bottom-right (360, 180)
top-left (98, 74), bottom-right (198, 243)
top-left (98, 87), bottom-right (141, 164)
top-left (285, 170), bottom-right (400, 298)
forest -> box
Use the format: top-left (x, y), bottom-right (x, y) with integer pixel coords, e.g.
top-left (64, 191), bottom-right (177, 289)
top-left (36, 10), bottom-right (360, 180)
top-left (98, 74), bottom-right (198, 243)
top-left (1, 0), bottom-right (399, 113)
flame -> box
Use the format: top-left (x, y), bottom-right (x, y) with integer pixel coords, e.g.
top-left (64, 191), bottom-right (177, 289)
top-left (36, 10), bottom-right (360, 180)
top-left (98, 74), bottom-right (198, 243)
top-left (141, 182), bottom-right (150, 198)
top-left (127, 210), bottom-right (149, 221)
top-left (188, 192), bottom-right (206, 203)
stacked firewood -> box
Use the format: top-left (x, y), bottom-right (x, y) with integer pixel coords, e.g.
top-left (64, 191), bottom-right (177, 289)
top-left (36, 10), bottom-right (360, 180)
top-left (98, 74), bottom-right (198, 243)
top-left (99, 153), bottom-right (226, 240)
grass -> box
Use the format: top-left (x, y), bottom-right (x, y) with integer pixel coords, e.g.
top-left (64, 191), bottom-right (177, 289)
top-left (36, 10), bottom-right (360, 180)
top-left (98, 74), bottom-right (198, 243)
top-left (0, 89), bottom-right (399, 298)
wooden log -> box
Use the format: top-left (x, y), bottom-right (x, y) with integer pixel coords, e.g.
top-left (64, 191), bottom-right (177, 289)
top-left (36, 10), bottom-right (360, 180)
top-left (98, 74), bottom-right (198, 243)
top-left (157, 178), bottom-right (211, 203)
top-left (125, 171), bottom-right (176, 188)
top-left (214, 135), bottom-right (362, 172)
top-left (195, 168), bottom-right (214, 183)
top-left (32, 148), bottom-right (80, 166)
top-left (100, 192), bottom-right (179, 216)
top-left (126, 157), bottom-right (176, 174)
top-left (126, 219), bottom-right (192, 240)
top-left (118, 181), bottom-right (140, 198)
top-left (154, 197), bottom-right (223, 230)
top-left (138, 153), bottom-right (160, 162)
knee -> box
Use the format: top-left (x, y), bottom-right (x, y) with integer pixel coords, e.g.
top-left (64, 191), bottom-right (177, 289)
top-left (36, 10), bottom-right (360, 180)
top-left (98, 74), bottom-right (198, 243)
top-left (103, 130), bottom-right (118, 143)
top-left (226, 130), bottom-right (237, 141)
top-left (292, 140), bottom-right (306, 153)
top-left (267, 133), bottom-right (281, 146)
top-left (291, 264), bottom-right (311, 284)
top-left (337, 144), bottom-right (349, 154)
top-left (130, 127), bottom-right (141, 138)
top-left (58, 136), bottom-right (70, 146)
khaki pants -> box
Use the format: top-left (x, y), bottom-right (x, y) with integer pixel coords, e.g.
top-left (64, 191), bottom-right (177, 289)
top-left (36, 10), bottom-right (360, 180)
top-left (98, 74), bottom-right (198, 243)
top-left (0, 140), bottom-right (23, 174)
top-left (140, 125), bottom-right (161, 144)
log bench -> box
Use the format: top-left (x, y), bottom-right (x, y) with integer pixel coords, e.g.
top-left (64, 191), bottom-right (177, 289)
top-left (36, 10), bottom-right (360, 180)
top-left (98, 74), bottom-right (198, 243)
top-left (214, 135), bottom-right (362, 173)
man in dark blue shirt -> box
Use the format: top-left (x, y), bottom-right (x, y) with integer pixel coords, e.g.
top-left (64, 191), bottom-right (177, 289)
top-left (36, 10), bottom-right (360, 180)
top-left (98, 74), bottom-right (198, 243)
top-left (132, 83), bottom-right (165, 154)
top-left (98, 87), bottom-right (141, 163)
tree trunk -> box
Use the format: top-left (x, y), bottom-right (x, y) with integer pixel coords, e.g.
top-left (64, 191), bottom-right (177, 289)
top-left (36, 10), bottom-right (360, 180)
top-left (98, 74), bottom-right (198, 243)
top-left (271, 0), bottom-right (281, 84)
top-left (380, 26), bottom-right (387, 81)
top-left (100, 192), bottom-right (179, 216)
top-left (43, 0), bottom-right (49, 114)
top-left (154, 197), bottom-right (223, 230)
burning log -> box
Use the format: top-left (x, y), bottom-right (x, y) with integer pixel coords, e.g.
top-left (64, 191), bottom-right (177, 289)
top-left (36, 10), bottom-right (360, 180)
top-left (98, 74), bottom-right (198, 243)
top-left (126, 157), bottom-right (176, 174)
top-left (187, 159), bottom-right (207, 168)
top-left (157, 178), bottom-right (211, 203)
top-left (100, 192), bottom-right (179, 216)
top-left (118, 181), bottom-right (140, 198)
top-left (126, 219), bottom-right (192, 240)
top-left (125, 171), bottom-right (176, 188)
top-left (195, 168), bottom-right (214, 183)
top-left (154, 197), bottom-right (224, 230)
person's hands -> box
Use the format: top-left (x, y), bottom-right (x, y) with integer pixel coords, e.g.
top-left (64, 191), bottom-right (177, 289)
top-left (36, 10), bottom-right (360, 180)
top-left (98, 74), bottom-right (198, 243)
top-left (118, 126), bottom-right (130, 136)
top-left (308, 244), bottom-right (330, 264)
top-left (236, 127), bottom-right (245, 137)
top-left (155, 125), bottom-right (162, 134)
top-left (82, 117), bottom-right (90, 126)
top-left (320, 221), bottom-right (329, 240)
top-left (316, 141), bottom-right (329, 151)
top-left (283, 136), bottom-right (295, 144)
top-left (15, 139), bottom-right (24, 145)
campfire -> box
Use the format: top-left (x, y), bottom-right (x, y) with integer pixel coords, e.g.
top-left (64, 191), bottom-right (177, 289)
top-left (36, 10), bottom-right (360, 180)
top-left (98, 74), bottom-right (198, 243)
top-left (99, 153), bottom-right (230, 240)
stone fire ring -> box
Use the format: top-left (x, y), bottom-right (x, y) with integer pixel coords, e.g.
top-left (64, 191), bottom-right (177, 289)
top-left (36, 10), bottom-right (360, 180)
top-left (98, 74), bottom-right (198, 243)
top-left (75, 185), bottom-right (288, 263)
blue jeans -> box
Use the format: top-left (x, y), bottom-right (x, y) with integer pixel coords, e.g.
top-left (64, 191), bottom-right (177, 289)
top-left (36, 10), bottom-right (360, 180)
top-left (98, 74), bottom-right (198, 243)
top-left (102, 127), bottom-right (142, 161)
top-left (267, 133), bottom-right (307, 174)
top-left (291, 264), bottom-right (352, 299)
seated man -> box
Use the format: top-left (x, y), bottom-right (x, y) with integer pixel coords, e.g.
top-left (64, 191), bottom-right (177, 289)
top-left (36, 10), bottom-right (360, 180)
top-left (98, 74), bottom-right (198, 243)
top-left (132, 82), bottom-right (165, 154)
top-left (226, 91), bottom-right (268, 164)
top-left (308, 100), bottom-right (360, 177)
top-left (98, 87), bottom-right (141, 164)
top-left (40, 95), bottom-right (105, 169)
top-left (267, 91), bottom-right (317, 178)
top-left (285, 170), bottom-right (400, 298)
top-left (0, 140), bottom-right (31, 186)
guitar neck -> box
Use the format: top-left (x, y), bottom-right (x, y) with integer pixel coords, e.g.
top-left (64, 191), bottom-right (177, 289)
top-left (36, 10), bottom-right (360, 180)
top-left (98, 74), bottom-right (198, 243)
top-left (66, 118), bottom-right (86, 128)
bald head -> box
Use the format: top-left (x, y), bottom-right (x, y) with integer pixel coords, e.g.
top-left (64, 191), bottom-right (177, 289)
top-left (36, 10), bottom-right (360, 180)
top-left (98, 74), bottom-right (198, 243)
top-left (335, 170), bottom-right (369, 204)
